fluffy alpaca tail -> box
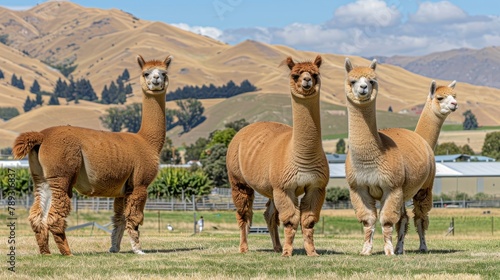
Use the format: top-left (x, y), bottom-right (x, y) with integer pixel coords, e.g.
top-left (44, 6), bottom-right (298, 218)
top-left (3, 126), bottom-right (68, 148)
top-left (12, 132), bottom-right (44, 159)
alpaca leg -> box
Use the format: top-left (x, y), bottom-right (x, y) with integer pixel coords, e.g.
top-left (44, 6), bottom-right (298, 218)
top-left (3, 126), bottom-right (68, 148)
top-left (45, 178), bottom-right (73, 256)
top-left (274, 189), bottom-right (300, 257)
top-left (264, 199), bottom-right (281, 252)
top-left (123, 186), bottom-right (148, 254)
top-left (231, 181), bottom-right (254, 253)
top-left (379, 188), bottom-right (404, 256)
top-left (28, 182), bottom-right (51, 255)
top-left (109, 197), bottom-right (126, 253)
top-left (300, 187), bottom-right (326, 257)
top-left (349, 187), bottom-right (377, 256)
top-left (413, 187), bottom-right (433, 253)
top-left (394, 204), bottom-right (409, 255)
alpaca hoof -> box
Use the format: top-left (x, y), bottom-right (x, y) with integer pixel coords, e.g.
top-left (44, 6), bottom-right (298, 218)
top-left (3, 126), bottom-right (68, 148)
top-left (419, 248), bottom-right (428, 253)
top-left (109, 247), bottom-right (120, 253)
top-left (274, 246), bottom-right (282, 253)
top-left (307, 251), bottom-right (319, 257)
top-left (133, 250), bottom-right (146, 255)
top-left (281, 249), bottom-right (293, 257)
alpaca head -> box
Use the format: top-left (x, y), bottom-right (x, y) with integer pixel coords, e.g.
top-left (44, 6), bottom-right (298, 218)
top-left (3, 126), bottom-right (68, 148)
top-left (137, 54), bottom-right (173, 94)
top-left (282, 55), bottom-right (322, 98)
top-left (429, 80), bottom-right (458, 116)
top-left (344, 58), bottom-right (378, 105)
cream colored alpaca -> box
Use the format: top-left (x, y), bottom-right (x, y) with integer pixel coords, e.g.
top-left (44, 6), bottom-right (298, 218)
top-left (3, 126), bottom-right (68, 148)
top-left (400, 80), bottom-right (458, 253)
top-left (12, 54), bottom-right (172, 255)
top-left (226, 55), bottom-right (329, 257)
top-left (344, 58), bottom-right (435, 255)
top-left (415, 80), bottom-right (458, 149)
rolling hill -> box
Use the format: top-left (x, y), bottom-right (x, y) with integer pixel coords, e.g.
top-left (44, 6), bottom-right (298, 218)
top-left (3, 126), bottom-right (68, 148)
top-left (0, 1), bottom-right (499, 153)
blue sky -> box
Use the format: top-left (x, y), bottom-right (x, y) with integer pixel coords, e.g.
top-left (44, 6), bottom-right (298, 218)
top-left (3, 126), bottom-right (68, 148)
top-left (2, 0), bottom-right (499, 56)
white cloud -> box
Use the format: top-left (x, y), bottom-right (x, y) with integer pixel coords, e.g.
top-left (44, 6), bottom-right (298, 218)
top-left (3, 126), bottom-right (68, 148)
top-left (410, 1), bottom-right (467, 24)
top-left (331, 0), bottom-right (402, 28)
top-left (0, 5), bottom-right (33, 11)
top-left (174, 1), bottom-right (500, 57)
top-left (171, 23), bottom-right (224, 41)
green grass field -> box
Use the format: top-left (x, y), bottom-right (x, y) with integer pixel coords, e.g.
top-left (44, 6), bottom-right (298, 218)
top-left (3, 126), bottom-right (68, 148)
top-left (1, 208), bottom-right (499, 279)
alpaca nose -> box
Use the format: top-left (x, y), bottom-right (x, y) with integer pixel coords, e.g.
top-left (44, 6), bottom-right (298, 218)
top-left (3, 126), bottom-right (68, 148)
top-left (360, 84), bottom-right (367, 89)
top-left (303, 76), bottom-right (311, 82)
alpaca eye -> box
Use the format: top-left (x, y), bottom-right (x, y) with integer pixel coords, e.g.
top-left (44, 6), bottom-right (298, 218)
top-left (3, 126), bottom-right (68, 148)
top-left (144, 73), bottom-right (149, 77)
top-left (292, 74), bottom-right (300, 80)
top-left (162, 73), bottom-right (167, 77)
top-left (369, 80), bottom-right (375, 85)
top-left (350, 81), bottom-right (356, 85)
top-left (312, 74), bottom-right (318, 79)
top-left (436, 97), bottom-right (444, 101)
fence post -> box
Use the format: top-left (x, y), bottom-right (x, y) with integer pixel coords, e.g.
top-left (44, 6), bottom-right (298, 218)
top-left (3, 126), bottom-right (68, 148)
top-left (452, 217), bottom-right (455, 236)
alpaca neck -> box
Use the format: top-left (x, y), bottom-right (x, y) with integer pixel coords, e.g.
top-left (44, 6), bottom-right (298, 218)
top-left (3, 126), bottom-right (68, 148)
top-left (415, 101), bottom-right (445, 149)
top-left (137, 90), bottom-right (166, 154)
top-left (347, 99), bottom-right (384, 158)
top-left (291, 92), bottom-right (324, 166)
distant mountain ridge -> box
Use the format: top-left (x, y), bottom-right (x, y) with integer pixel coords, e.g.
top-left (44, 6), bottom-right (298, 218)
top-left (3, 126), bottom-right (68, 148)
top-left (371, 46), bottom-right (500, 89)
top-left (0, 1), bottom-right (499, 150)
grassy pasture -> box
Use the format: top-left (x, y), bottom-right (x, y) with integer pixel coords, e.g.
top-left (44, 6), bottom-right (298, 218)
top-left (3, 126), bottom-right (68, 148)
top-left (1, 208), bottom-right (499, 279)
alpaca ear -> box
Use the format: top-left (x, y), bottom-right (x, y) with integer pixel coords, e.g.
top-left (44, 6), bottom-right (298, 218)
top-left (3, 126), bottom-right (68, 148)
top-left (137, 55), bottom-right (146, 69)
top-left (369, 59), bottom-right (377, 70)
top-left (164, 55), bottom-right (173, 68)
top-left (286, 57), bottom-right (295, 70)
top-left (314, 55), bottom-right (322, 68)
top-left (448, 80), bottom-right (457, 89)
top-left (345, 58), bottom-right (353, 73)
top-left (429, 80), bottom-right (437, 99)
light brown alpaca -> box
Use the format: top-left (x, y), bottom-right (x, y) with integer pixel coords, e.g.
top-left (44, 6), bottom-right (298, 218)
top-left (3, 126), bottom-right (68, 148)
top-left (344, 58), bottom-right (435, 255)
top-left (12, 54), bottom-right (172, 255)
top-left (403, 79), bottom-right (458, 253)
top-left (226, 55), bottom-right (329, 257)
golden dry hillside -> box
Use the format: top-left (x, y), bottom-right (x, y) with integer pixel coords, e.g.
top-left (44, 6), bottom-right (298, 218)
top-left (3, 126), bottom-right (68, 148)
top-left (0, 1), bottom-right (499, 150)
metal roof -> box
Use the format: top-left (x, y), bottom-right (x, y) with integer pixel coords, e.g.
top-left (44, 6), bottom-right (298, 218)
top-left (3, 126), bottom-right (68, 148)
top-left (329, 162), bottom-right (500, 178)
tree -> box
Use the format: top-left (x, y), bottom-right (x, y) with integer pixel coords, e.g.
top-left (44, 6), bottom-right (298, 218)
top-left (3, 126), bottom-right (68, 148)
top-left (122, 103), bottom-right (142, 133)
top-left (460, 144), bottom-right (475, 155)
top-left (224, 118), bottom-right (249, 132)
top-left (325, 187), bottom-right (350, 203)
top-left (435, 142), bottom-right (461, 155)
top-left (48, 94), bottom-right (60, 105)
top-left (0, 69), bottom-right (4, 79)
top-left (175, 98), bottom-right (205, 133)
top-left (53, 78), bottom-right (68, 98)
top-left (185, 137), bottom-right (209, 161)
top-left (23, 96), bottom-right (36, 112)
top-left (30, 79), bottom-right (41, 94)
top-left (100, 107), bottom-right (125, 132)
top-left (336, 138), bottom-right (346, 154)
top-left (35, 92), bottom-right (44, 106)
top-left (120, 69), bottom-right (130, 81)
top-left (11, 74), bottom-right (18, 88)
top-left (201, 143), bottom-right (228, 188)
top-left (207, 128), bottom-right (236, 148)
top-left (17, 76), bottom-right (25, 90)
top-left (462, 110), bottom-right (478, 130)
top-left (0, 107), bottom-right (19, 120)
top-left (388, 106), bottom-right (393, 112)
top-left (481, 131), bottom-right (500, 160)
top-left (159, 137), bottom-right (180, 164)
top-left (165, 108), bottom-right (176, 130)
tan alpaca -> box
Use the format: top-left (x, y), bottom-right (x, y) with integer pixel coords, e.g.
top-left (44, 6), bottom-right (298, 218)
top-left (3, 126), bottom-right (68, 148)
top-left (401, 80), bottom-right (458, 253)
top-left (344, 58), bottom-right (435, 255)
top-left (226, 55), bottom-right (329, 257)
top-left (12, 54), bottom-right (172, 255)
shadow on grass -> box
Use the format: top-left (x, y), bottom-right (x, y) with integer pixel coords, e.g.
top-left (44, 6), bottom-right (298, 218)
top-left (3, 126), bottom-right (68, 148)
top-left (73, 247), bottom-right (203, 256)
top-left (368, 249), bottom-right (463, 255)
top-left (255, 248), bottom-right (344, 255)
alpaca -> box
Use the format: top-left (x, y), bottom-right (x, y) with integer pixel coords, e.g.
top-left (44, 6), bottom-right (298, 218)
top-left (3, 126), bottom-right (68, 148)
top-left (401, 79), bottom-right (458, 253)
top-left (343, 58), bottom-right (435, 255)
top-left (226, 55), bottom-right (329, 257)
top-left (12, 54), bottom-right (172, 255)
